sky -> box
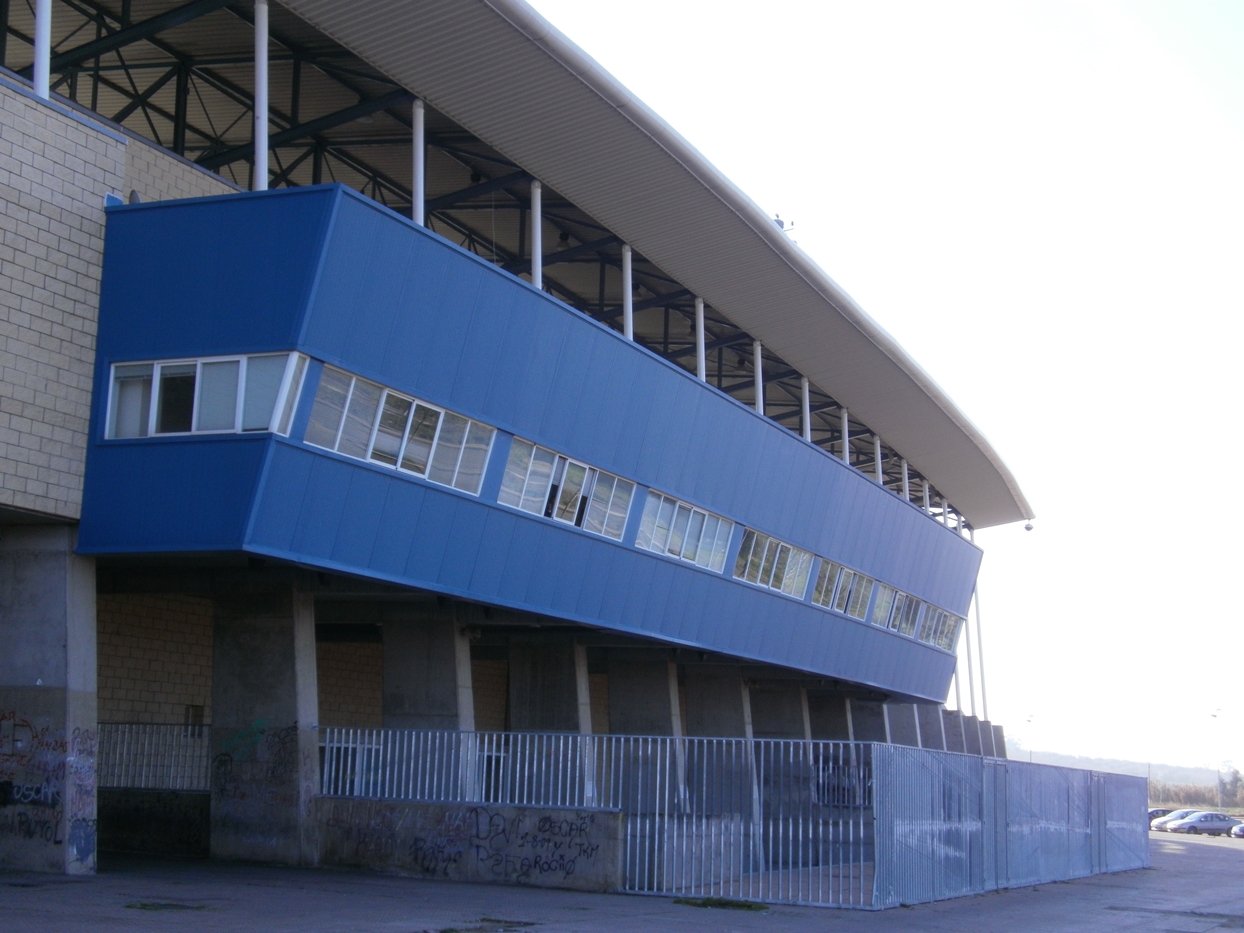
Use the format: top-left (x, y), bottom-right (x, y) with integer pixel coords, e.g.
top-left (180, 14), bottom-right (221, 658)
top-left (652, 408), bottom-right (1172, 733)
top-left (526, 0), bottom-right (1244, 772)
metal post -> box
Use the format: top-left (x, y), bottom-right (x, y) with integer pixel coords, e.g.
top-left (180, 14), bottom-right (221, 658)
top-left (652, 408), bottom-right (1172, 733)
top-left (800, 376), bottom-right (811, 442)
top-left (873, 435), bottom-right (883, 483)
top-left (412, 98), bottom-right (425, 225)
top-left (901, 458), bottom-right (910, 501)
top-left (622, 244), bottom-right (633, 339)
top-left (963, 605), bottom-right (977, 718)
top-left (694, 297), bottom-right (706, 380)
top-left (530, 180), bottom-right (542, 289)
top-left (253, 0), bottom-right (269, 191)
top-left (922, 481), bottom-right (930, 513)
top-left (33, 0), bottom-right (51, 99)
top-left (840, 407), bottom-right (850, 463)
top-left (752, 340), bottom-right (764, 414)
top-left (971, 525), bottom-right (990, 722)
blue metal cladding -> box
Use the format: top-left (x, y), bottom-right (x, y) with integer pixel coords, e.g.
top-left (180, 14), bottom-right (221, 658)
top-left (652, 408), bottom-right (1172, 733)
top-left (81, 185), bottom-right (982, 702)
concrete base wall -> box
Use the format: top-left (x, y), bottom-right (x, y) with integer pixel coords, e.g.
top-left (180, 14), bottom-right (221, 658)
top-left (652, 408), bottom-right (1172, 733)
top-left (683, 667), bottom-right (746, 738)
top-left (316, 798), bottom-right (623, 892)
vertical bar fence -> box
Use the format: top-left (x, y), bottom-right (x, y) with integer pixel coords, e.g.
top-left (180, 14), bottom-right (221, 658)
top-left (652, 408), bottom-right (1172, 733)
top-left (97, 722), bottom-right (211, 791)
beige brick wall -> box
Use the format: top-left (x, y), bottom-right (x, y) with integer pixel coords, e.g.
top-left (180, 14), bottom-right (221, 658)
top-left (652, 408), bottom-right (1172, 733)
top-left (472, 659), bottom-right (508, 732)
top-left (0, 79), bottom-right (236, 521)
top-left (97, 593), bottom-right (214, 723)
top-left (317, 641), bottom-right (384, 729)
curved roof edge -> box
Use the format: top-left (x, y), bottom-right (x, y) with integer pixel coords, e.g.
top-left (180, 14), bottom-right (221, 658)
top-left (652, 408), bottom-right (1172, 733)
top-left (279, 0), bottom-right (1035, 527)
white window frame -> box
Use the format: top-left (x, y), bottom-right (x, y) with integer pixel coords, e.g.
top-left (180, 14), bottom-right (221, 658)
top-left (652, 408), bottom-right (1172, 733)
top-left (498, 437), bottom-right (633, 540)
top-left (635, 490), bottom-right (733, 573)
top-left (732, 528), bottom-right (813, 599)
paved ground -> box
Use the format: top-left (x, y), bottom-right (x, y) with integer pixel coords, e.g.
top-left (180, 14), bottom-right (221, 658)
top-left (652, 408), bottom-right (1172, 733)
top-left (2, 833), bottom-right (1243, 932)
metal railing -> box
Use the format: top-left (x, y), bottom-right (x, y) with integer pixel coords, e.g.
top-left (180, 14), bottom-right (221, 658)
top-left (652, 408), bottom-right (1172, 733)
top-left (321, 728), bottom-right (874, 906)
top-left (97, 722), bottom-right (211, 791)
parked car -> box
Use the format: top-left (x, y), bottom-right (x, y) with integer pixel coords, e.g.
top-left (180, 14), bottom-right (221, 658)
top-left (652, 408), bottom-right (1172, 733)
top-left (1148, 808), bottom-right (1172, 821)
top-left (1165, 812), bottom-right (1241, 836)
top-left (1152, 809), bottom-right (1202, 831)
top-left (1231, 823), bottom-right (1244, 838)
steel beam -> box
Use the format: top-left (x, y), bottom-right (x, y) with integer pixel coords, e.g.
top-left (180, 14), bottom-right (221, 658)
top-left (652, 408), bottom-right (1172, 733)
top-left (424, 170), bottom-right (529, 214)
top-left (504, 235), bottom-right (619, 275)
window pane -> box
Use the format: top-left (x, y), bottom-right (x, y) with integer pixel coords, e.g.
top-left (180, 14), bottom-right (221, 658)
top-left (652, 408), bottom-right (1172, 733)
top-left (305, 366), bottom-right (352, 449)
top-left (110, 364), bottom-right (152, 438)
top-left (734, 529), bottom-right (756, 579)
top-left (871, 585), bottom-right (896, 627)
top-left (635, 491), bottom-right (661, 550)
top-left (197, 360), bottom-right (239, 431)
top-left (899, 600), bottom-right (922, 637)
top-left (783, 549), bottom-right (812, 597)
top-left (337, 378), bottom-right (382, 458)
top-left (554, 461), bottom-right (588, 523)
top-left (847, 577), bottom-right (873, 619)
top-left (275, 355), bottom-right (307, 435)
top-left (833, 570), bottom-right (855, 613)
top-left (752, 536), bottom-right (774, 585)
top-left (242, 354), bottom-right (287, 431)
top-left (668, 504), bottom-right (692, 556)
top-left (938, 617), bottom-right (959, 651)
top-left (812, 561), bottom-right (838, 607)
top-left (155, 363), bottom-right (196, 434)
top-left (603, 479), bottom-right (633, 540)
top-left (520, 446), bottom-right (557, 514)
top-left (370, 392), bottom-right (412, 466)
top-left (401, 404), bottom-right (440, 474)
top-left (583, 473), bottom-right (614, 535)
top-left (428, 412), bottom-right (468, 486)
top-left (709, 520), bottom-right (731, 572)
top-left (695, 515), bottom-right (719, 568)
top-left (652, 497), bottom-right (676, 553)
top-left (682, 510), bottom-right (706, 563)
top-left (500, 439), bottom-right (534, 507)
top-left (769, 544), bottom-right (790, 590)
top-left (453, 421), bottom-right (494, 494)
top-left (918, 608), bottom-right (940, 643)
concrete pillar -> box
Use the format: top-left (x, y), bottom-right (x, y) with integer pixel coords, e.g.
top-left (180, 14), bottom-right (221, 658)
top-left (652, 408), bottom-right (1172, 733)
top-left (848, 699), bottom-right (887, 743)
top-left (963, 714), bottom-right (984, 756)
top-left (992, 723), bottom-right (1007, 759)
top-left (806, 692), bottom-right (851, 740)
top-left (382, 603), bottom-right (466, 730)
top-left (0, 527), bottom-right (97, 873)
top-left (916, 703), bottom-right (946, 750)
top-left (979, 719), bottom-right (996, 757)
top-left (509, 641), bottom-right (578, 732)
top-left (748, 685), bottom-right (808, 739)
top-left (606, 653), bottom-right (677, 736)
top-left (682, 666), bottom-right (748, 738)
top-left (942, 708), bottom-right (967, 753)
top-left (885, 702), bottom-right (920, 747)
top-left (574, 643), bottom-right (592, 735)
top-left (210, 586), bottom-right (318, 864)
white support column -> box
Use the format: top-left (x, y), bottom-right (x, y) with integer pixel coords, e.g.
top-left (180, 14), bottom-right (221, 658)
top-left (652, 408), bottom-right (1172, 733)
top-left (800, 687), bottom-right (812, 741)
top-left (411, 98), bottom-right (425, 225)
top-left (253, 0), bottom-right (269, 191)
top-left (963, 600), bottom-right (977, 718)
top-left (970, 527), bottom-right (990, 721)
top-left (800, 377), bottom-right (812, 442)
top-left (873, 435), bottom-right (883, 483)
top-left (940, 496), bottom-right (949, 525)
top-left (882, 704), bottom-right (892, 744)
top-left (33, 0), bottom-right (52, 99)
top-left (530, 180), bottom-right (543, 289)
top-left (752, 340), bottom-right (764, 414)
top-left (694, 297), bottom-right (706, 381)
top-left (621, 245), bottom-right (633, 339)
top-left (922, 481), bottom-right (930, 513)
top-left (574, 643), bottom-right (592, 735)
top-left (840, 407), bottom-right (850, 463)
top-left (901, 459), bottom-right (910, 501)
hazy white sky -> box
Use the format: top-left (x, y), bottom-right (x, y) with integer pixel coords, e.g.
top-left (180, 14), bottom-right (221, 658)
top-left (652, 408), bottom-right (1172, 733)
top-left (526, 0), bottom-right (1244, 770)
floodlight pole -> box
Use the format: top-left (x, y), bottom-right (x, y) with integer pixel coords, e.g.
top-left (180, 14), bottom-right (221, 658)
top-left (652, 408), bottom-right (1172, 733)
top-left (621, 245), bottom-right (633, 339)
top-left (412, 98), bottom-right (425, 224)
top-left (530, 180), bottom-right (542, 289)
top-left (253, 0), bottom-right (269, 191)
top-left (873, 435), bottom-right (883, 483)
top-left (800, 377), bottom-right (811, 442)
top-left (33, 0), bottom-right (51, 99)
top-left (840, 408), bottom-right (850, 463)
top-left (694, 297), bottom-right (706, 380)
top-left (753, 340), bottom-right (764, 414)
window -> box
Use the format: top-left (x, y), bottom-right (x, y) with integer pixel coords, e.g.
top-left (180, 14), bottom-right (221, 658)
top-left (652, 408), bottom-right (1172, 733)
top-left (635, 492), bottom-right (733, 572)
top-left (889, 592), bottom-right (922, 637)
top-left (918, 607), bottom-right (960, 650)
top-left (870, 584), bottom-right (897, 628)
top-left (811, 560), bottom-right (842, 608)
top-left (832, 569), bottom-right (874, 620)
top-left (107, 354), bottom-right (307, 439)
top-left (732, 529), bottom-right (813, 598)
top-left (498, 438), bottom-right (634, 540)
top-left (304, 365), bottom-right (495, 495)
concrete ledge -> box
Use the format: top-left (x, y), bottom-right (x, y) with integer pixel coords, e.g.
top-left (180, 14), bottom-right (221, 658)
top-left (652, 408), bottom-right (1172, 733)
top-left (315, 798), bottom-right (623, 892)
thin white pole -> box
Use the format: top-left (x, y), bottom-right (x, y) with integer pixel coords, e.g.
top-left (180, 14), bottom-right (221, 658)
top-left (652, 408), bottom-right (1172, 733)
top-left (922, 480), bottom-right (930, 513)
top-left (621, 245), bottom-right (633, 339)
top-left (901, 459), bottom-right (910, 501)
top-left (412, 98), bottom-right (425, 225)
top-left (752, 340), bottom-right (764, 413)
top-left (963, 598), bottom-right (977, 718)
top-left (253, 0), bottom-right (269, 191)
top-left (530, 180), bottom-right (542, 289)
top-left (939, 496), bottom-right (948, 525)
top-left (970, 527), bottom-right (990, 722)
top-left (873, 435), bottom-right (883, 483)
top-left (33, 0), bottom-right (51, 99)
top-left (694, 297), bottom-right (706, 380)
top-left (840, 407), bottom-right (850, 463)
top-left (800, 376), bottom-right (811, 442)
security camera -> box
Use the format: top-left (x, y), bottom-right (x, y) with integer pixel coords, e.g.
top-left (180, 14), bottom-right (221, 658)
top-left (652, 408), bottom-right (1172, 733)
top-left (1024, 522), bottom-right (1033, 532)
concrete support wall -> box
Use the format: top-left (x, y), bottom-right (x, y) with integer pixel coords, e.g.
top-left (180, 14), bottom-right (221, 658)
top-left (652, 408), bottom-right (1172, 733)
top-left (210, 588), bottom-right (318, 865)
top-left (606, 654), bottom-right (676, 736)
top-left (943, 709), bottom-right (967, 753)
top-left (916, 703), bottom-right (946, 750)
top-left (683, 666), bottom-right (748, 738)
top-left (885, 703), bottom-right (921, 747)
top-left (806, 692), bottom-right (851, 740)
top-left (0, 526), bottom-right (96, 872)
top-left (748, 685), bottom-right (808, 740)
top-left (316, 640), bottom-right (383, 729)
top-left (849, 699), bottom-right (887, 743)
top-left (510, 641), bottom-right (578, 733)
top-left (382, 603), bottom-right (465, 730)
top-left (992, 723), bottom-right (1007, 759)
top-left (963, 715), bottom-right (983, 756)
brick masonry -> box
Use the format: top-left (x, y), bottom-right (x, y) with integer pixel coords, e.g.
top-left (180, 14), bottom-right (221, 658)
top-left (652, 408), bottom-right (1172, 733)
top-left (0, 78), bottom-right (235, 520)
top-left (317, 641), bottom-right (384, 729)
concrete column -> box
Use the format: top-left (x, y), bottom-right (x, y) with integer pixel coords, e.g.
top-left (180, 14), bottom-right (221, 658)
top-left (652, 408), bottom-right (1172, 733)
top-left (992, 723), bottom-right (1007, 759)
top-left (979, 719), bottom-right (996, 757)
top-left (529, 180), bottom-right (542, 290)
top-left (915, 704), bottom-right (946, 750)
top-left (682, 666), bottom-right (748, 738)
top-left (621, 245), bottom-right (633, 340)
top-left (253, 0), bottom-right (269, 191)
top-left (509, 641), bottom-right (577, 732)
top-left (800, 688), bottom-right (812, 741)
top-left (884, 703), bottom-right (920, 747)
top-left (806, 692), bottom-right (851, 740)
top-left (740, 681), bottom-right (755, 740)
top-left (942, 708), bottom-right (967, 753)
top-left (574, 643), bottom-right (592, 735)
top-left (0, 527), bottom-right (97, 873)
top-left (210, 587), bottom-right (318, 865)
top-left (753, 340), bottom-right (764, 414)
top-left (382, 604), bottom-right (464, 730)
top-left (800, 377), bottom-right (812, 442)
top-left (411, 98), bottom-right (426, 225)
top-left (963, 715), bottom-right (984, 756)
top-left (33, 0), bottom-right (51, 99)
top-left (694, 297), bottom-right (706, 381)
top-left (840, 408), bottom-right (850, 463)
top-left (454, 615), bottom-right (475, 732)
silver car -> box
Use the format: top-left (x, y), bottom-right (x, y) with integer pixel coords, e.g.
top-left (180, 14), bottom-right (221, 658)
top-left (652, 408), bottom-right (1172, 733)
top-left (1165, 812), bottom-right (1241, 835)
top-left (1151, 808), bottom-right (1202, 831)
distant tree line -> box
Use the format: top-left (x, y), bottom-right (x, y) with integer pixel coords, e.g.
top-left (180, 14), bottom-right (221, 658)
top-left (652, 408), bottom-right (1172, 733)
top-left (1150, 769), bottom-right (1241, 809)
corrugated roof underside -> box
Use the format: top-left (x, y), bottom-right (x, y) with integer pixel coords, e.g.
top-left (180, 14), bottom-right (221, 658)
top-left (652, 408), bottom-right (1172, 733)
top-left (278, 0), bottom-right (1032, 527)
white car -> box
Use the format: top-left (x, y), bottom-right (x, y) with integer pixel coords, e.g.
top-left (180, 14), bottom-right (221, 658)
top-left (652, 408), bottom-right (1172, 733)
top-left (1165, 812), bottom-right (1241, 836)
top-left (1151, 808), bottom-right (1202, 831)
